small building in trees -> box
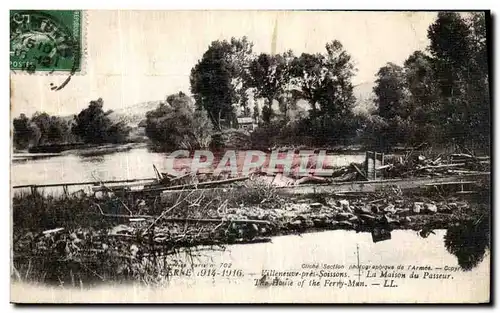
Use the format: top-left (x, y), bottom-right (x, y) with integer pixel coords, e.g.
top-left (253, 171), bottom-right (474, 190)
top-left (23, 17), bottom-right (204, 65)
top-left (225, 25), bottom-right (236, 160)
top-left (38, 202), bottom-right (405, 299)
top-left (236, 117), bottom-right (257, 132)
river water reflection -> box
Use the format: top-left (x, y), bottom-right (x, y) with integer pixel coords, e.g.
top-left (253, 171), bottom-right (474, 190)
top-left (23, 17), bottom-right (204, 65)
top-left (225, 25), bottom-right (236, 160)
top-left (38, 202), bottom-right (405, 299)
top-left (145, 228), bottom-right (489, 303)
top-left (11, 228), bottom-right (490, 303)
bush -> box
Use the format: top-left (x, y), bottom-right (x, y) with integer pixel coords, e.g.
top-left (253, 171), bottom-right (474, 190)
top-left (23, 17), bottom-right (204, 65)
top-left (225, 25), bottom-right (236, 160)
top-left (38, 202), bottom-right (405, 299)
top-left (145, 92), bottom-right (214, 151)
top-left (13, 113), bottom-right (76, 149)
top-left (72, 98), bottom-right (131, 144)
top-left (250, 113), bottom-right (362, 149)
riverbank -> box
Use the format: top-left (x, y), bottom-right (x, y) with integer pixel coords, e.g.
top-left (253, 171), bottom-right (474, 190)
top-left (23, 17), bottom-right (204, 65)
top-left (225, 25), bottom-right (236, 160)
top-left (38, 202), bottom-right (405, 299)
top-left (63, 142), bottom-right (148, 157)
top-left (13, 143), bottom-right (148, 160)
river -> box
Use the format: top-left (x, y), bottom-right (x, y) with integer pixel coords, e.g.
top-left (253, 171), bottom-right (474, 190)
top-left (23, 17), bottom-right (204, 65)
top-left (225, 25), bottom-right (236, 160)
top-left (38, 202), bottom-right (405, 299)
top-left (11, 147), bottom-right (366, 190)
top-left (10, 148), bottom-right (490, 302)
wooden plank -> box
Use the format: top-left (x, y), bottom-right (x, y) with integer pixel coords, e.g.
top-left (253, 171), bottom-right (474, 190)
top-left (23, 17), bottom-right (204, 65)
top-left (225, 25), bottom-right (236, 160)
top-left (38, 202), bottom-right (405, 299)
top-left (424, 181), bottom-right (478, 186)
top-left (365, 151), bottom-right (369, 179)
top-left (417, 163), bottom-right (466, 170)
top-left (276, 173), bottom-right (490, 195)
top-left (92, 180), bottom-right (161, 192)
top-left (352, 163), bottom-right (369, 181)
top-left (126, 176), bottom-right (250, 194)
top-left (160, 187), bottom-right (240, 194)
top-left (12, 177), bottom-right (158, 189)
top-left (143, 173), bottom-right (490, 196)
top-left (98, 213), bottom-right (272, 225)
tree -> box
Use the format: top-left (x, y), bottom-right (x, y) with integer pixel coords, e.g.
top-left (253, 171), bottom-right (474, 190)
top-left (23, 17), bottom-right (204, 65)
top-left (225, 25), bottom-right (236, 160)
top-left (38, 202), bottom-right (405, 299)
top-left (403, 51), bottom-right (441, 144)
top-left (72, 98), bottom-right (131, 144)
top-left (365, 12), bottom-right (490, 151)
top-left (289, 40), bottom-right (358, 144)
top-left (428, 12), bottom-right (471, 142)
top-left (190, 37), bottom-right (253, 129)
top-left (13, 113), bottom-right (32, 149)
top-left (369, 63), bottom-right (412, 150)
top-left (48, 116), bottom-right (73, 143)
top-left (290, 52), bottom-right (326, 115)
top-left (374, 63), bottom-right (409, 120)
top-left (428, 12), bottom-right (472, 72)
top-left (463, 12), bottom-right (490, 145)
top-left (145, 92), bottom-right (214, 150)
top-left (13, 112), bottom-right (76, 149)
top-left (291, 41), bottom-right (356, 117)
top-left (247, 51), bottom-right (294, 123)
top-left (427, 12), bottom-right (490, 147)
top-left (467, 12), bottom-right (488, 77)
top-left (30, 112), bottom-right (52, 145)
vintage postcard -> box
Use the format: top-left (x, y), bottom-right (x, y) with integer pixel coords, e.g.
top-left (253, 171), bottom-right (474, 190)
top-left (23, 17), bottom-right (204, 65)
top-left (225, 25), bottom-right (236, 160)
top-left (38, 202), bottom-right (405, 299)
top-left (10, 10), bottom-right (491, 303)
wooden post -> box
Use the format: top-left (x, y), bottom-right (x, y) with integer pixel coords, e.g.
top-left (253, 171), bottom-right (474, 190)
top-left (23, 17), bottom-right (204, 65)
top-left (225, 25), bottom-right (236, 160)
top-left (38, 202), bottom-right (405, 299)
top-left (380, 153), bottom-right (385, 179)
top-left (365, 151), bottom-right (369, 177)
top-left (365, 151), bottom-right (376, 180)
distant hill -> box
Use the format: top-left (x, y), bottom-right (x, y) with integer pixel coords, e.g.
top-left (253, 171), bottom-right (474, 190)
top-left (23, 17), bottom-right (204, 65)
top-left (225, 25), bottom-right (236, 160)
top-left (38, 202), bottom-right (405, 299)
top-left (102, 83), bottom-right (375, 129)
top-left (107, 100), bottom-right (163, 127)
top-left (352, 81), bottom-right (376, 115)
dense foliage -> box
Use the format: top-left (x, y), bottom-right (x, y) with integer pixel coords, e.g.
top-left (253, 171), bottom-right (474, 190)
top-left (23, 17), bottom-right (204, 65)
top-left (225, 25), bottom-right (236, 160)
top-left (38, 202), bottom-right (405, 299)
top-left (189, 36), bottom-right (361, 147)
top-left (12, 98), bottom-right (132, 150)
top-left (144, 92), bottom-right (214, 150)
top-left (366, 12), bottom-right (490, 152)
top-left (189, 13), bottom-right (490, 151)
top-left (13, 113), bottom-right (74, 150)
top-left (72, 98), bottom-right (131, 144)
top-left (190, 37), bottom-right (253, 130)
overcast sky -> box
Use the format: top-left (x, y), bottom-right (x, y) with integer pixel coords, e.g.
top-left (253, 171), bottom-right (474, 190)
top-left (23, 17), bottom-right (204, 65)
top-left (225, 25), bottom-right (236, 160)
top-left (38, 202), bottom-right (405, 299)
top-left (10, 11), bottom-right (438, 117)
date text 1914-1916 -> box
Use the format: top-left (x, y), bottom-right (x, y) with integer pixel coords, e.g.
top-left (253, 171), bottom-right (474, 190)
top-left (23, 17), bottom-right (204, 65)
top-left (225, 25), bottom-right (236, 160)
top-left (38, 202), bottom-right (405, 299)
top-left (10, 10), bottom-right (82, 74)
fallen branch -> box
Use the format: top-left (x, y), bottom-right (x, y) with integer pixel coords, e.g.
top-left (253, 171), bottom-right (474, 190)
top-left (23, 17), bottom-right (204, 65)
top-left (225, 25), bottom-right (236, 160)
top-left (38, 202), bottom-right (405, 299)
top-left (294, 176), bottom-right (328, 185)
top-left (153, 164), bottom-right (163, 181)
top-left (42, 227), bottom-right (65, 235)
top-left (376, 164), bottom-right (393, 171)
top-left (368, 198), bottom-right (385, 204)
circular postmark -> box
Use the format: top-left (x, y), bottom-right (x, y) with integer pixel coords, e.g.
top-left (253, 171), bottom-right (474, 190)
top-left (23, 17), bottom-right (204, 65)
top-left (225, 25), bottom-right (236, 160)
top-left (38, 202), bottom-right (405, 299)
top-left (10, 10), bottom-right (82, 90)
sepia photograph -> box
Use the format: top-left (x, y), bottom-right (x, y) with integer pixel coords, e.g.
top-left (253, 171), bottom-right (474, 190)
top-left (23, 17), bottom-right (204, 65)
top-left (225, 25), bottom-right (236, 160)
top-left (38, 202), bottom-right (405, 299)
top-left (9, 10), bottom-right (491, 303)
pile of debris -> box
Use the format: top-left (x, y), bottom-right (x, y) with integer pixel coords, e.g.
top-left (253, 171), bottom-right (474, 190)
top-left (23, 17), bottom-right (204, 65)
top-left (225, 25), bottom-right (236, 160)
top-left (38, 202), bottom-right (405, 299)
top-left (13, 191), bottom-right (481, 265)
top-left (12, 196), bottom-right (275, 285)
top-left (244, 151), bottom-right (490, 187)
top-left (381, 152), bottom-right (490, 178)
top-left (280, 195), bottom-right (473, 234)
top-left (91, 149), bottom-right (490, 195)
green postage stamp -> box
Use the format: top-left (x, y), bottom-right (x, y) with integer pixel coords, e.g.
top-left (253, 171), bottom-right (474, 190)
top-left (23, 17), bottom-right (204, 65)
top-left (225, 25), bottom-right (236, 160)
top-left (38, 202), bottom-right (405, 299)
top-left (10, 10), bottom-right (83, 73)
